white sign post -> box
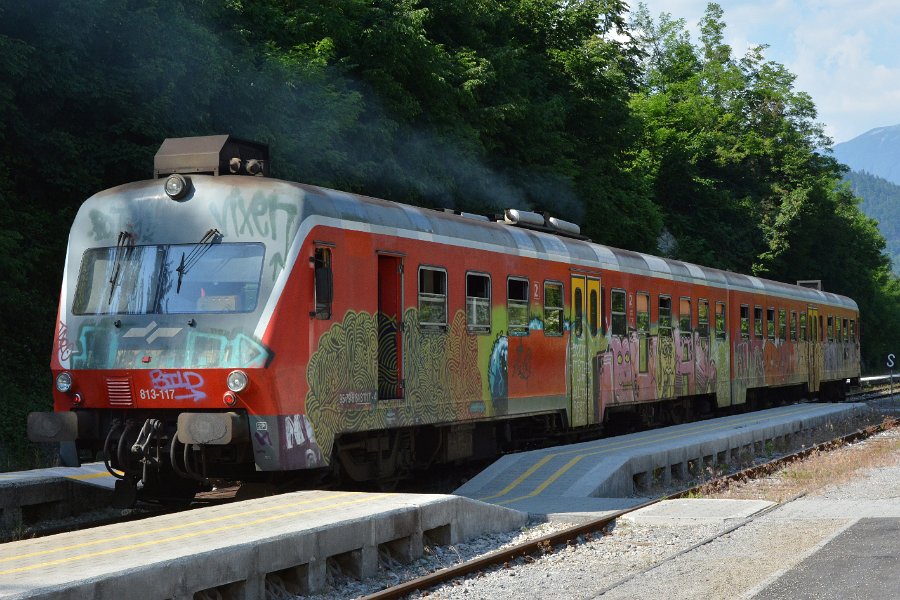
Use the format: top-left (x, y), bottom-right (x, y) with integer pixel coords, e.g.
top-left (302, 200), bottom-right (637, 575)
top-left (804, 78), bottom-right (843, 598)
top-left (888, 353), bottom-right (896, 402)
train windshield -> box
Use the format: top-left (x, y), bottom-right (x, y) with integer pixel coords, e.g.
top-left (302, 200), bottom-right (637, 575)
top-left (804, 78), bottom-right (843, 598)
top-left (72, 243), bottom-right (265, 315)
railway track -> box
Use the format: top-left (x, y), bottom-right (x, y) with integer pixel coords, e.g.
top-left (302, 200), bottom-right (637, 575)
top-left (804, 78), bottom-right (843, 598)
top-left (359, 417), bottom-right (898, 600)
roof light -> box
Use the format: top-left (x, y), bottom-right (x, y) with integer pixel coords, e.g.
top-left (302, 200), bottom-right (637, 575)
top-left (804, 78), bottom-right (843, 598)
top-left (164, 173), bottom-right (191, 200)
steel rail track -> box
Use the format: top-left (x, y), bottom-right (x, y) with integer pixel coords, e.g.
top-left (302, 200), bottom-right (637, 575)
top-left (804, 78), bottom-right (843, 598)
top-left (360, 418), bottom-right (898, 600)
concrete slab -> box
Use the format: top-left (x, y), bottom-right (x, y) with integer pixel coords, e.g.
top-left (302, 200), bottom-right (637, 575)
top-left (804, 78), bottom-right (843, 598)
top-left (456, 403), bottom-right (867, 516)
top-left (0, 490), bottom-right (527, 599)
top-left (620, 498), bottom-right (775, 526)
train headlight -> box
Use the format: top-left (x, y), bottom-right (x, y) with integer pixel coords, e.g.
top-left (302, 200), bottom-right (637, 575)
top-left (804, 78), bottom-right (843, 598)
top-left (226, 370), bottom-right (249, 393)
top-left (164, 173), bottom-right (191, 200)
top-left (55, 372), bottom-right (73, 393)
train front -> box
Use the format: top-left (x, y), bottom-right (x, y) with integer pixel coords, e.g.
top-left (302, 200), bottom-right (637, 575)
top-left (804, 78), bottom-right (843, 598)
top-left (27, 136), bottom-right (315, 505)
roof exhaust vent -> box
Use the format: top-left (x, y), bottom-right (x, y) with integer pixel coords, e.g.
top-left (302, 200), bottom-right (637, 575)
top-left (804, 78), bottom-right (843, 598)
top-left (797, 280), bottom-right (823, 291)
top-left (154, 135), bottom-right (269, 178)
top-left (497, 208), bottom-right (588, 240)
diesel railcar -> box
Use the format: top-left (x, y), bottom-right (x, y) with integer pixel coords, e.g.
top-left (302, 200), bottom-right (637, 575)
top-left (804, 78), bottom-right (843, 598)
top-left (28, 135), bottom-right (861, 504)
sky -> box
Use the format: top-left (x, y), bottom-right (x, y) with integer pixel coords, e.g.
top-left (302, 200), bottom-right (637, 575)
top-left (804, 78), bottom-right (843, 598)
top-left (630, 1), bottom-right (900, 144)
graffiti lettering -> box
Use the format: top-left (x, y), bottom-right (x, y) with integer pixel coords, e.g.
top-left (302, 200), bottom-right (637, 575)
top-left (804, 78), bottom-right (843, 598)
top-left (209, 190), bottom-right (298, 280)
top-left (149, 369), bottom-right (206, 401)
top-left (338, 391), bottom-right (376, 409)
top-left (57, 322), bottom-right (79, 363)
top-left (254, 430), bottom-right (272, 447)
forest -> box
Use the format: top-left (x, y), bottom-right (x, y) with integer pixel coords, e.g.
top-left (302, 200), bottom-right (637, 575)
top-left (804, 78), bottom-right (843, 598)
top-left (1, 0), bottom-right (899, 467)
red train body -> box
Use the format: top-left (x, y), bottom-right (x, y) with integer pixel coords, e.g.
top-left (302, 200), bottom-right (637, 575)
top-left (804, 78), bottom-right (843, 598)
top-left (28, 136), bottom-right (861, 502)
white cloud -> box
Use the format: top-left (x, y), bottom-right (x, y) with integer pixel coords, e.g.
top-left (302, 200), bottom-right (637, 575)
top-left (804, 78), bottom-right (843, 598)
top-left (631, 1), bottom-right (900, 142)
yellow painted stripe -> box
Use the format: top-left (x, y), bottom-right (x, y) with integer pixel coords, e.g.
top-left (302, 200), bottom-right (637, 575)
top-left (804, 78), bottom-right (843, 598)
top-left (66, 471), bottom-right (118, 481)
top-left (480, 404), bottom-right (817, 503)
top-left (0, 492), bottom-right (392, 576)
top-left (0, 491), bottom-right (380, 567)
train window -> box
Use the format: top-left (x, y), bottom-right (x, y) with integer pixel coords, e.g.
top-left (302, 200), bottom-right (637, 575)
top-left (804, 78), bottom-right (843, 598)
top-left (766, 307), bottom-right (775, 339)
top-left (800, 312), bottom-right (807, 341)
top-left (740, 305), bottom-right (749, 338)
top-left (827, 315), bottom-right (833, 341)
top-left (790, 310), bottom-right (797, 341)
top-left (819, 315), bottom-right (824, 341)
top-left (850, 319), bottom-right (856, 341)
top-left (754, 306), bottom-right (763, 339)
top-left (574, 287), bottom-right (583, 337)
top-left (466, 272), bottom-right (491, 333)
top-left (658, 296), bottom-right (672, 333)
top-left (74, 243), bottom-right (266, 315)
top-left (544, 281), bottom-right (564, 336)
top-left (418, 267), bottom-right (447, 329)
top-left (679, 298), bottom-right (691, 334)
top-left (698, 299), bottom-right (709, 338)
top-left (611, 289), bottom-right (627, 336)
top-left (778, 308), bottom-right (787, 341)
top-left (313, 247), bottom-right (333, 320)
top-left (637, 293), bottom-right (650, 373)
top-left (508, 277), bottom-right (530, 336)
top-left (637, 293), bottom-right (650, 332)
top-left (842, 318), bottom-right (849, 341)
top-left (589, 287), bottom-right (599, 336)
top-left (715, 302), bottom-right (726, 339)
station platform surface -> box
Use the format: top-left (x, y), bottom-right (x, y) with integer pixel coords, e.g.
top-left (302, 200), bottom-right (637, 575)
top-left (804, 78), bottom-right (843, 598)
top-left (0, 489), bottom-right (527, 599)
top-left (455, 402), bottom-right (867, 519)
top-left (0, 463), bottom-right (115, 491)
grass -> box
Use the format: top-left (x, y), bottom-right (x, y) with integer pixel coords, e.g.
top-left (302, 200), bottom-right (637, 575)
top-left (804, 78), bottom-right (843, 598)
top-left (707, 417), bottom-right (899, 503)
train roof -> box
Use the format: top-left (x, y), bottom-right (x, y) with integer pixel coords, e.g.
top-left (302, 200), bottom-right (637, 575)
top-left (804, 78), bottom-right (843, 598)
top-left (297, 182), bottom-right (858, 312)
top-left (88, 175), bottom-right (859, 312)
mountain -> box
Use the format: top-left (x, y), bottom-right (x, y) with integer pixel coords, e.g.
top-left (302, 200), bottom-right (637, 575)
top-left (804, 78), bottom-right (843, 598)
top-left (834, 125), bottom-right (900, 185)
top-left (844, 170), bottom-right (900, 275)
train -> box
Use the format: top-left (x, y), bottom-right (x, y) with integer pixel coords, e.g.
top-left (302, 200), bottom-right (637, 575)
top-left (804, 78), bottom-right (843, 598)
top-left (28, 135), bottom-right (861, 505)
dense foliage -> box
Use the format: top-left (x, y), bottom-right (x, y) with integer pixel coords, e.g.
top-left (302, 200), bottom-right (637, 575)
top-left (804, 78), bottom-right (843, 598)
top-left (1, 1), bottom-right (898, 466)
top-left (845, 170), bottom-right (900, 275)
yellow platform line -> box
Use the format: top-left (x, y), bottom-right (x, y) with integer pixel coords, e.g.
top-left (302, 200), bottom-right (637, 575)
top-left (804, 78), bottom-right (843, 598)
top-left (0, 490), bottom-right (380, 567)
top-left (0, 491), bottom-right (393, 576)
top-left (479, 404), bottom-right (817, 503)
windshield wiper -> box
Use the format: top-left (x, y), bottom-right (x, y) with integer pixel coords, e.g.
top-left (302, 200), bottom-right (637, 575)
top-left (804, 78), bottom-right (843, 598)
top-left (175, 228), bottom-right (221, 293)
top-left (107, 231), bottom-right (134, 305)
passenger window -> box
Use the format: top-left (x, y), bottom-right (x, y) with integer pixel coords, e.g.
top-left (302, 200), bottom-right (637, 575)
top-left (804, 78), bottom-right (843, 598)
top-left (740, 304), bottom-right (749, 338)
top-left (754, 306), bottom-right (763, 339)
top-left (574, 287), bottom-right (583, 338)
top-left (544, 281), bottom-right (564, 336)
top-left (418, 267), bottom-right (447, 328)
top-left (659, 296), bottom-right (672, 333)
top-left (698, 299), bottom-right (709, 338)
top-left (790, 310), bottom-right (797, 341)
top-left (466, 272), bottom-right (491, 333)
top-left (589, 288), bottom-right (599, 336)
top-left (800, 312), bottom-right (807, 341)
top-left (508, 277), bottom-right (529, 336)
top-left (715, 302), bottom-right (726, 339)
top-left (313, 247), bottom-right (333, 320)
top-left (850, 319), bottom-right (856, 341)
top-left (611, 289), bottom-right (627, 336)
top-left (842, 318), bottom-right (849, 341)
top-left (827, 315), bottom-right (834, 341)
top-left (679, 297), bottom-right (691, 334)
top-left (778, 308), bottom-right (787, 340)
top-left (637, 293), bottom-right (650, 333)
top-left (637, 293), bottom-right (650, 373)
top-left (766, 307), bottom-right (775, 339)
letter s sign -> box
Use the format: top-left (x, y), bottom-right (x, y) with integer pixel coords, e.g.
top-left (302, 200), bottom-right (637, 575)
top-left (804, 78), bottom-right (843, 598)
top-left (888, 353), bottom-right (896, 369)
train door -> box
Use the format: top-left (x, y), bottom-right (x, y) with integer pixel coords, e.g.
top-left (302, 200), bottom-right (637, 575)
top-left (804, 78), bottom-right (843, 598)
top-left (377, 255), bottom-right (403, 399)
top-left (568, 275), bottom-right (600, 427)
top-left (807, 306), bottom-right (820, 395)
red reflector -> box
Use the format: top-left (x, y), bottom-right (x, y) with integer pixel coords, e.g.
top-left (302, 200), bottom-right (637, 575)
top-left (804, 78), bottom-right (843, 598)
top-left (142, 356), bottom-right (152, 363)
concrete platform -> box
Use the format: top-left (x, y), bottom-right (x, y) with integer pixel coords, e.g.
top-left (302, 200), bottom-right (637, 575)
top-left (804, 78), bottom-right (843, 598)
top-left (455, 403), bottom-right (867, 518)
top-left (620, 498), bottom-right (775, 526)
top-left (0, 464), bottom-right (115, 532)
top-left (0, 490), bottom-right (527, 599)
